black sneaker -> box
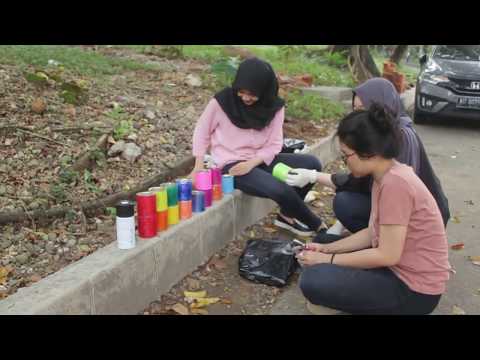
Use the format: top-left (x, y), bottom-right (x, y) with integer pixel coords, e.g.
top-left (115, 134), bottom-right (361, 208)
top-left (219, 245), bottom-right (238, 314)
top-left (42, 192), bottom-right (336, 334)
top-left (273, 215), bottom-right (314, 237)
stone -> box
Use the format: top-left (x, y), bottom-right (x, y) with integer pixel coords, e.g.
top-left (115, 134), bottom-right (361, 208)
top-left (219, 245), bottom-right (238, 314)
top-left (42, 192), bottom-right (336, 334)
top-left (15, 253), bottom-right (30, 265)
top-left (66, 239), bottom-right (77, 248)
top-left (108, 140), bottom-right (126, 157)
top-left (0, 239), bottom-right (12, 250)
top-left (48, 233), bottom-right (57, 242)
top-left (122, 143), bottom-right (142, 162)
top-left (185, 74), bottom-right (202, 87)
top-left (144, 109), bottom-right (156, 120)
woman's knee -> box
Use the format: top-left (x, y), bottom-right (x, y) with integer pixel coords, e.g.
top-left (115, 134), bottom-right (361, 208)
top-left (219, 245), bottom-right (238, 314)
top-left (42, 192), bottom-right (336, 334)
top-left (333, 192), bottom-right (352, 222)
top-left (299, 265), bottom-right (336, 304)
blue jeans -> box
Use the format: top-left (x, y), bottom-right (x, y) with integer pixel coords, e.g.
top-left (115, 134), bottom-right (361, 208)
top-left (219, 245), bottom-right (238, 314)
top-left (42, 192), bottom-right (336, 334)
top-left (333, 191), bottom-right (371, 233)
top-left (300, 263), bottom-right (441, 315)
top-left (223, 153), bottom-right (323, 231)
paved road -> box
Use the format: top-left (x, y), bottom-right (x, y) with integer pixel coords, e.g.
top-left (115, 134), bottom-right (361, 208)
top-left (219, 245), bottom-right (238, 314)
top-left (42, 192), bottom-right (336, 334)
top-left (270, 116), bottom-right (480, 315)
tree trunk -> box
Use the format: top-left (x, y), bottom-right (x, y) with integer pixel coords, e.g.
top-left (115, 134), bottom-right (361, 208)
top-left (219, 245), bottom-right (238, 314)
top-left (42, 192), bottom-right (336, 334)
top-left (390, 45), bottom-right (409, 65)
top-left (330, 45), bottom-right (380, 83)
top-left (0, 156), bottom-right (196, 225)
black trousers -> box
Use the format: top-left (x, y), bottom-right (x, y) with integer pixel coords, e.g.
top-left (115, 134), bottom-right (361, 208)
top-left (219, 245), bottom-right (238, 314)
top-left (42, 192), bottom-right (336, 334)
top-left (301, 234), bottom-right (441, 315)
top-left (223, 153), bottom-right (323, 231)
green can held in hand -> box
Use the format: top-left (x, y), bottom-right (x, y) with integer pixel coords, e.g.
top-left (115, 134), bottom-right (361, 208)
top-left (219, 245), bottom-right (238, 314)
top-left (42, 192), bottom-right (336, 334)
top-left (272, 162), bottom-right (293, 182)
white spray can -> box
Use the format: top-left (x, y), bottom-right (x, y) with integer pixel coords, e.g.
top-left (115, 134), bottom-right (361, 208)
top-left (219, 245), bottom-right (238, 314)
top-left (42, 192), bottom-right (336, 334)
top-left (116, 200), bottom-right (136, 250)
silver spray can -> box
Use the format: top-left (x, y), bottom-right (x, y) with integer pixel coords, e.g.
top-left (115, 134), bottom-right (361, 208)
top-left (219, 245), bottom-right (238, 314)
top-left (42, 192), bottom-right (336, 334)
top-left (116, 200), bottom-right (136, 250)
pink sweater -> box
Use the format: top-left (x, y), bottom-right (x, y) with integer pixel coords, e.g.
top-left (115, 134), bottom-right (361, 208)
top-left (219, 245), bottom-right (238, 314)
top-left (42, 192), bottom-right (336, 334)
top-left (192, 98), bottom-right (284, 169)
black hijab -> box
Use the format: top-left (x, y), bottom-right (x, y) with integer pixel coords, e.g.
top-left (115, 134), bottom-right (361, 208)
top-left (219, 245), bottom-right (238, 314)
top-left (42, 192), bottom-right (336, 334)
top-left (214, 58), bottom-right (285, 130)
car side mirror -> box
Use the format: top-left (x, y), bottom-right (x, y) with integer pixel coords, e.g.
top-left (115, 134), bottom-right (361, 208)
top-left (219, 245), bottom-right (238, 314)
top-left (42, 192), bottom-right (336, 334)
top-left (419, 54), bottom-right (428, 66)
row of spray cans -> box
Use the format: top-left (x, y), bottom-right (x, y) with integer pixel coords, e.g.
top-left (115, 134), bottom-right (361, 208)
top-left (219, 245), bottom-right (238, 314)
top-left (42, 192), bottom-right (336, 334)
top-left (115, 168), bottom-right (235, 250)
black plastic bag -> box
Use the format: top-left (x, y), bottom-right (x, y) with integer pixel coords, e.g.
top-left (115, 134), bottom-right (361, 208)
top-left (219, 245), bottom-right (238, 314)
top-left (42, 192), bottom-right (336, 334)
top-left (281, 138), bottom-right (306, 154)
top-left (238, 238), bottom-right (300, 287)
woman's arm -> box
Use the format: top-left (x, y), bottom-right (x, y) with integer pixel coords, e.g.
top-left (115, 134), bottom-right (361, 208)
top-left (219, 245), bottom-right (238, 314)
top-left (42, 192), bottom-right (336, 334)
top-left (191, 99), bottom-right (220, 174)
top-left (323, 228), bottom-right (372, 254)
top-left (332, 224), bottom-right (407, 268)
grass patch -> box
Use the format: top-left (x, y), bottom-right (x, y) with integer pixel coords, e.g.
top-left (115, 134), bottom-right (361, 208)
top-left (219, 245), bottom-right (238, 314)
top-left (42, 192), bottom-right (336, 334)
top-left (286, 90), bottom-right (346, 122)
top-left (0, 45), bottom-right (160, 77)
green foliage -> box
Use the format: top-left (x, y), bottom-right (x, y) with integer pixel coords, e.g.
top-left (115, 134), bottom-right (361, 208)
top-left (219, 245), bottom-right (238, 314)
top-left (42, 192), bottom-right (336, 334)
top-left (50, 183), bottom-right (67, 202)
top-left (83, 170), bottom-right (100, 193)
top-left (59, 168), bottom-right (79, 185)
top-left (106, 106), bottom-right (134, 140)
top-left (286, 91), bottom-right (346, 122)
top-left (278, 45), bottom-right (308, 60)
top-left (105, 207), bottom-right (117, 217)
top-left (60, 81), bottom-right (88, 105)
top-left (210, 57), bottom-right (240, 89)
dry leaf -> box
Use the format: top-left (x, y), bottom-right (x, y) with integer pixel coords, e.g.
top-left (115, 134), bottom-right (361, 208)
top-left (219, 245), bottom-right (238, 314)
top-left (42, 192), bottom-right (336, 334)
top-left (468, 255), bottom-right (480, 262)
top-left (0, 266), bottom-right (12, 285)
top-left (312, 200), bottom-right (325, 208)
top-left (186, 277), bottom-right (200, 291)
top-left (184, 290), bottom-right (207, 299)
top-left (190, 308), bottom-right (209, 315)
top-left (452, 216), bottom-right (461, 224)
top-left (452, 305), bottom-right (466, 315)
top-left (29, 274), bottom-right (42, 283)
top-left (221, 299), bottom-right (233, 305)
top-left (5, 138), bottom-right (14, 146)
top-left (171, 303), bottom-right (189, 315)
top-left (107, 136), bottom-right (116, 144)
top-left (190, 297), bottom-right (220, 309)
top-left (450, 243), bottom-right (465, 250)
top-left (263, 226), bottom-right (278, 233)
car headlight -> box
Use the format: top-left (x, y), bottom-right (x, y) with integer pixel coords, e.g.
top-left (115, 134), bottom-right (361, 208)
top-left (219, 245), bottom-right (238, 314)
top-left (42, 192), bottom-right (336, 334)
top-left (422, 73), bottom-right (449, 85)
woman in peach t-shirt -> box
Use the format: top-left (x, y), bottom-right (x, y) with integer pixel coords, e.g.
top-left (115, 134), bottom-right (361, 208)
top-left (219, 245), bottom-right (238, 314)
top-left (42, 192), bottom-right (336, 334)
top-left (295, 104), bottom-right (451, 315)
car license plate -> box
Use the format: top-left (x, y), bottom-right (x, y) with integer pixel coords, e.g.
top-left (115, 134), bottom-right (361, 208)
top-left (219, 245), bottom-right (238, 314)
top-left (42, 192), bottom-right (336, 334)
top-left (457, 97), bottom-right (480, 109)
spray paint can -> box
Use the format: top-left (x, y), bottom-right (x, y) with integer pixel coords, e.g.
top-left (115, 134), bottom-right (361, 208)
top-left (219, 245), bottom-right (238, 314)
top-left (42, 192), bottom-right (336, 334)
top-left (115, 200), bottom-right (136, 250)
top-left (222, 175), bottom-right (235, 194)
top-left (192, 190), bottom-right (205, 213)
top-left (136, 191), bottom-right (157, 239)
top-left (176, 178), bottom-right (193, 201)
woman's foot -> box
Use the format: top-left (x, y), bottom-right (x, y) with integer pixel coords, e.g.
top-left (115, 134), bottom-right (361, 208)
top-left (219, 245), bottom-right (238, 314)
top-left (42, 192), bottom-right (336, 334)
top-left (274, 214), bottom-right (314, 237)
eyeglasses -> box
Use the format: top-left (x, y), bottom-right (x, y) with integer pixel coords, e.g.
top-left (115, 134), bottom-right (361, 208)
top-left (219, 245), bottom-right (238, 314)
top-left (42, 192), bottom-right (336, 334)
top-left (341, 152), bottom-right (356, 163)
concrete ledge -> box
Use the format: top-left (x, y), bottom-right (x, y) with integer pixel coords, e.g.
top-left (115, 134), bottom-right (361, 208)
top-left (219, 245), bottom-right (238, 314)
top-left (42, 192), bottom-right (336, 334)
top-left (0, 134), bottom-right (338, 315)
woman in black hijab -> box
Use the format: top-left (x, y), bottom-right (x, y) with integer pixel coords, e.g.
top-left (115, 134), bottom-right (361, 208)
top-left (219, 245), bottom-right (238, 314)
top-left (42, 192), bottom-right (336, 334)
top-left (191, 58), bottom-right (327, 236)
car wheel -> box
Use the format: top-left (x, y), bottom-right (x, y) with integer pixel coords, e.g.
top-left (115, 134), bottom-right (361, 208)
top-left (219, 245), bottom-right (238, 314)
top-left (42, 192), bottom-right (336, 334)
top-left (413, 107), bottom-right (428, 124)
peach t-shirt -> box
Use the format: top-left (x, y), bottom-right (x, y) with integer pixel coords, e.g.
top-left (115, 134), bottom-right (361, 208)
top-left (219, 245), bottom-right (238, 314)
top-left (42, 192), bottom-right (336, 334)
top-left (369, 161), bottom-right (451, 295)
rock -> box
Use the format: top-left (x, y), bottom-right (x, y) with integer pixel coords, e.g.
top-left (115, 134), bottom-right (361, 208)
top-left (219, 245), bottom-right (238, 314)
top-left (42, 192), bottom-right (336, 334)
top-left (48, 233), bottom-right (57, 242)
top-left (108, 140), bottom-right (126, 157)
top-left (24, 243), bottom-right (35, 253)
top-left (144, 109), bottom-right (156, 120)
top-left (122, 143), bottom-right (142, 162)
top-left (45, 243), bottom-right (56, 255)
top-left (0, 185), bottom-right (6, 196)
top-left (15, 253), bottom-right (30, 265)
top-left (185, 74), bottom-right (202, 87)
top-left (0, 239), bottom-right (12, 250)
top-left (78, 245), bottom-right (90, 253)
top-left (31, 97), bottom-right (47, 114)
top-left (127, 133), bottom-right (138, 141)
top-left (66, 239), bottom-right (77, 248)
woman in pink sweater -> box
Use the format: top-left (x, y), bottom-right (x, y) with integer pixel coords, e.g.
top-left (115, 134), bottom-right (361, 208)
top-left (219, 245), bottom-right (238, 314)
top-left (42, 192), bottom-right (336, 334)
top-left (191, 58), bottom-right (326, 236)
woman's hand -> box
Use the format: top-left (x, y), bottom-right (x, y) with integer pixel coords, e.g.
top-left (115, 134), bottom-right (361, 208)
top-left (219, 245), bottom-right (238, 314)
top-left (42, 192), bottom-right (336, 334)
top-left (228, 160), bottom-right (256, 176)
top-left (304, 243), bottom-right (333, 254)
top-left (296, 250), bottom-right (331, 267)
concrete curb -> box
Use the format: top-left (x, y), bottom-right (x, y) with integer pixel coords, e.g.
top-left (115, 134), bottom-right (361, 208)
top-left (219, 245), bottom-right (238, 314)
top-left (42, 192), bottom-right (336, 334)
top-left (0, 134), bottom-right (338, 315)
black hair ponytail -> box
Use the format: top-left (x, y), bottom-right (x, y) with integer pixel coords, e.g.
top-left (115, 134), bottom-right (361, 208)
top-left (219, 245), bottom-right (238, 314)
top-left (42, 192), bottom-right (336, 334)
top-left (336, 102), bottom-right (401, 159)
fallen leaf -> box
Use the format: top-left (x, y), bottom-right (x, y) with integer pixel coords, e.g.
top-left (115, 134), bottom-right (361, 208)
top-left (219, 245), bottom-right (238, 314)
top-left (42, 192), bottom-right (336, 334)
top-left (263, 226), bottom-right (278, 233)
top-left (452, 305), bottom-right (466, 315)
top-left (450, 243), bottom-right (465, 251)
top-left (29, 274), bottom-right (42, 283)
top-left (312, 200), bottom-right (325, 208)
top-left (249, 231), bottom-right (255, 238)
top-left (107, 136), bottom-right (116, 144)
top-left (209, 257), bottom-right (228, 270)
top-left (221, 299), bottom-right (233, 305)
top-left (468, 255), bottom-right (480, 262)
top-left (452, 216), bottom-right (461, 224)
top-left (0, 266), bottom-right (12, 285)
top-left (171, 303), bottom-right (189, 315)
top-left (185, 277), bottom-right (200, 291)
top-left (190, 297), bottom-right (220, 309)
top-left (190, 308), bottom-right (209, 315)
top-left (184, 290), bottom-right (207, 299)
